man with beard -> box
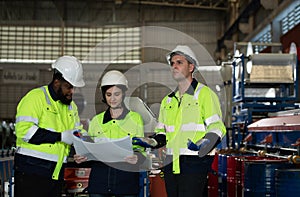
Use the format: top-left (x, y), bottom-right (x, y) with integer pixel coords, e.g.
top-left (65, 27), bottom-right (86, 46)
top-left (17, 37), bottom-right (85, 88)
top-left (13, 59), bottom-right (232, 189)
top-left (13, 55), bottom-right (85, 197)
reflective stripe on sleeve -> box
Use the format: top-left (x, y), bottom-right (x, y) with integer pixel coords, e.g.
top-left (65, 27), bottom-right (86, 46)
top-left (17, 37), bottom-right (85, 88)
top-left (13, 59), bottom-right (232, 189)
top-left (156, 123), bottom-right (175, 132)
top-left (156, 122), bottom-right (165, 129)
top-left (209, 128), bottom-right (223, 138)
top-left (166, 148), bottom-right (198, 156)
top-left (23, 125), bottom-right (39, 142)
top-left (165, 125), bottom-right (175, 132)
top-left (166, 147), bottom-right (216, 156)
top-left (16, 116), bottom-right (38, 124)
top-left (205, 114), bottom-right (222, 126)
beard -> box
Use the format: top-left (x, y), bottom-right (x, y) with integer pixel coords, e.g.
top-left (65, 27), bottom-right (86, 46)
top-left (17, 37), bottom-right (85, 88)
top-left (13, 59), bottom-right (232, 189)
top-left (57, 87), bottom-right (72, 105)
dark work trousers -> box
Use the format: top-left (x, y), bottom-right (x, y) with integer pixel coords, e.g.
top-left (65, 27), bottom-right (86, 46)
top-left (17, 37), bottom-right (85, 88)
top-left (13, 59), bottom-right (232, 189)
top-left (163, 155), bottom-right (214, 197)
top-left (14, 170), bottom-right (63, 197)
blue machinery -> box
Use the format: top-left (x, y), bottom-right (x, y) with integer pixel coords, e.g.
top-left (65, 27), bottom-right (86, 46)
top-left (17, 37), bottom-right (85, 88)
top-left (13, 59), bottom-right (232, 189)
top-left (230, 42), bottom-right (299, 149)
top-left (215, 45), bottom-right (300, 196)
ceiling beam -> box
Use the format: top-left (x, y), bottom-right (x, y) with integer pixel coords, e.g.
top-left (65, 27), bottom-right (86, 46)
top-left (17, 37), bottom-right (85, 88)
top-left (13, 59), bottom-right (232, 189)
top-left (125, 0), bottom-right (228, 11)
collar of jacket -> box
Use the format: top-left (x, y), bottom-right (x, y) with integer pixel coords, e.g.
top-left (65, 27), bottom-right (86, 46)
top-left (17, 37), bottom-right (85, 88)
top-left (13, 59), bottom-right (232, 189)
top-left (103, 106), bottom-right (130, 124)
top-left (168, 78), bottom-right (199, 97)
top-left (48, 82), bottom-right (59, 101)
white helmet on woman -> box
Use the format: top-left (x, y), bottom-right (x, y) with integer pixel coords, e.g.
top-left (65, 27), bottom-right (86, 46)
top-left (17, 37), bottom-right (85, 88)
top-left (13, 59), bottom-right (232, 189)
top-left (101, 70), bottom-right (128, 89)
top-left (52, 56), bottom-right (85, 87)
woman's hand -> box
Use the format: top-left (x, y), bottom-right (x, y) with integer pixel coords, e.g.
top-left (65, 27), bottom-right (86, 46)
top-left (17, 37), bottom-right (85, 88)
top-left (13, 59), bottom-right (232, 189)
top-left (74, 154), bottom-right (88, 164)
top-left (124, 154), bottom-right (138, 164)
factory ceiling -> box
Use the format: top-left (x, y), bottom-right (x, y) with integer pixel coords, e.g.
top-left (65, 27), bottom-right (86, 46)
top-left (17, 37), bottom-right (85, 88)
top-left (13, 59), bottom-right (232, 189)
top-left (115, 0), bottom-right (229, 10)
top-left (0, 0), bottom-right (229, 22)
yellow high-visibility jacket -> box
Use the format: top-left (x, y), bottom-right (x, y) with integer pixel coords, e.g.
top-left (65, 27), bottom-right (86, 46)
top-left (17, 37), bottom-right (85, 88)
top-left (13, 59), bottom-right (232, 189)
top-left (15, 85), bottom-right (82, 180)
top-left (155, 79), bottom-right (226, 174)
top-left (87, 108), bottom-right (145, 194)
top-left (88, 108), bottom-right (144, 151)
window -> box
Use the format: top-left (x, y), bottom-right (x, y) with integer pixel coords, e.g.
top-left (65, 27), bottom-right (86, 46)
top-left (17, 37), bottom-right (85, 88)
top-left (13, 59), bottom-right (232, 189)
top-left (0, 25), bottom-right (141, 63)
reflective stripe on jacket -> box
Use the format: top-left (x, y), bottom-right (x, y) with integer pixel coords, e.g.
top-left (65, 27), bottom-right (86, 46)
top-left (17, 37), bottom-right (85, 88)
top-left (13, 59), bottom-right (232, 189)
top-left (87, 108), bottom-right (145, 194)
top-left (155, 79), bottom-right (226, 174)
top-left (88, 109), bottom-right (144, 140)
top-left (15, 85), bottom-right (82, 180)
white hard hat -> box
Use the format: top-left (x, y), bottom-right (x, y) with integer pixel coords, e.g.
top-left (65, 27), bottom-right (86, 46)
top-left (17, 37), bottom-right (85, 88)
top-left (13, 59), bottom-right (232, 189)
top-left (166, 45), bottom-right (199, 69)
top-left (52, 56), bottom-right (85, 87)
top-left (101, 70), bottom-right (128, 89)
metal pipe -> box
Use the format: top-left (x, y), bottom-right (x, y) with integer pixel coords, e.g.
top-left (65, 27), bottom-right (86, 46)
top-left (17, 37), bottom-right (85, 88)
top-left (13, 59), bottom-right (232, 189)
top-left (242, 149), bottom-right (300, 164)
top-left (233, 42), bottom-right (282, 55)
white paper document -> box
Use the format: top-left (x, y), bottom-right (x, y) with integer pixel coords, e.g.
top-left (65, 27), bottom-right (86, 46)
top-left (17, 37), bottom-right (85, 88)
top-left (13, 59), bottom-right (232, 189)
top-left (73, 135), bottom-right (134, 162)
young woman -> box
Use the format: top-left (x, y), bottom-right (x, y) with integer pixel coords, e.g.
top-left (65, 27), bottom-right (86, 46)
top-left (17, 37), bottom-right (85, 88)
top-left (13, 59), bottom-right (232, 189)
top-left (74, 70), bottom-right (145, 197)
